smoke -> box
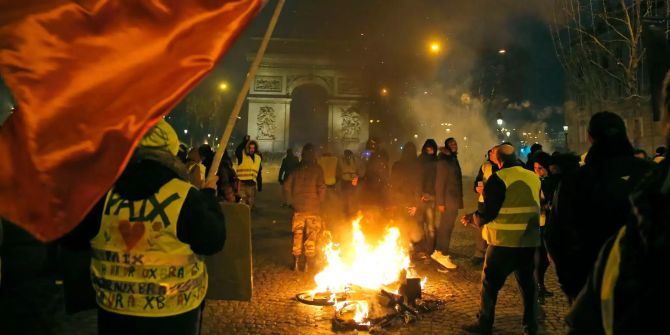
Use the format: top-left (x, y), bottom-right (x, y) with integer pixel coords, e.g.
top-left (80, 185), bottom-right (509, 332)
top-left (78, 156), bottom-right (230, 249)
top-left (406, 83), bottom-right (498, 176)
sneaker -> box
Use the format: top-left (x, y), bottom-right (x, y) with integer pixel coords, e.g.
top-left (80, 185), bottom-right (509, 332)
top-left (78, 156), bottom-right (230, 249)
top-left (461, 322), bottom-right (492, 335)
top-left (443, 255), bottom-right (458, 269)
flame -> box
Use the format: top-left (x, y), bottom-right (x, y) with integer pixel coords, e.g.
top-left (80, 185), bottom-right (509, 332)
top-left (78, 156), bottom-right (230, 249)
top-left (312, 217), bottom-right (411, 294)
top-left (353, 301), bottom-right (369, 325)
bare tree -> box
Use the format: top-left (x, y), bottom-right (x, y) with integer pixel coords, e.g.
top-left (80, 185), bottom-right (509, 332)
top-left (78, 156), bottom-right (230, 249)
top-left (549, 0), bottom-right (669, 107)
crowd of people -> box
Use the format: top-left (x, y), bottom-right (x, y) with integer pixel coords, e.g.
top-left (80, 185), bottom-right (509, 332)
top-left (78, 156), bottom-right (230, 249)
top-left (1, 75), bottom-right (668, 334)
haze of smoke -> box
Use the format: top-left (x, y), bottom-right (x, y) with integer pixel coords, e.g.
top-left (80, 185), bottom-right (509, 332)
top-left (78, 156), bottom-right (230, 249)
top-left (407, 83), bottom-right (498, 176)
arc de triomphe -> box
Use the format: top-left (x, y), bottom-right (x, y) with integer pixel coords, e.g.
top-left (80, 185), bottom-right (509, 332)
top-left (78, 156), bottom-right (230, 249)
top-left (246, 39), bottom-right (370, 153)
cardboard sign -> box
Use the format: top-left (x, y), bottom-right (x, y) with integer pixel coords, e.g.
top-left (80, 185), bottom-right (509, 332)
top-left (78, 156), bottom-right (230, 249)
top-left (205, 202), bottom-right (253, 301)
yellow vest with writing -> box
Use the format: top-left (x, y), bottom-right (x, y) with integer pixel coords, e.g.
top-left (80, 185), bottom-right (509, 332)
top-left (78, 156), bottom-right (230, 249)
top-left (319, 156), bottom-right (338, 186)
top-left (235, 154), bottom-right (261, 182)
top-left (90, 179), bottom-right (207, 317)
top-left (482, 166), bottom-right (541, 247)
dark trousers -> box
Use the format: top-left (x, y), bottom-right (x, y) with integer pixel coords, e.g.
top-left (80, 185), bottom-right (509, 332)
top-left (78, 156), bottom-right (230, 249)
top-left (98, 304), bottom-right (203, 335)
top-left (479, 245), bottom-right (538, 334)
top-left (535, 227), bottom-right (550, 287)
top-left (474, 203), bottom-right (488, 258)
top-left (420, 201), bottom-right (436, 254)
top-left (436, 208), bottom-right (457, 255)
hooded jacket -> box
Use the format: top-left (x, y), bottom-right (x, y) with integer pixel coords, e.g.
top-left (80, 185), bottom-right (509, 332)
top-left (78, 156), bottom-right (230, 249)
top-left (284, 148), bottom-right (326, 213)
top-left (419, 139), bottom-right (438, 196)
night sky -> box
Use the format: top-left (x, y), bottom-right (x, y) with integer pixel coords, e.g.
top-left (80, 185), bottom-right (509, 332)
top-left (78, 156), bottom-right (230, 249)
top-left (1, 1), bottom-right (566, 131)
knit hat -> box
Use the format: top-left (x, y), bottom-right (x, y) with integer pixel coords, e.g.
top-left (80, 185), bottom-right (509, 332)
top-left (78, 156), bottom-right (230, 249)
top-left (588, 111), bottom-right (627, 142)
top-left (138, 119), bottom-right (180, 156)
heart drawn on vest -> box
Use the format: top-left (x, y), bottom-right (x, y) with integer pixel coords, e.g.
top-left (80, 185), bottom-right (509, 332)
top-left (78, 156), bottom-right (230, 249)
top-left (118, 220), bottom-right (145, 250)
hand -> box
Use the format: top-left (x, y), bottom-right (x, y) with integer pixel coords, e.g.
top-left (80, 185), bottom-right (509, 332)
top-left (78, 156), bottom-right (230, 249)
top-left (437, 205), bottom-right (445, 213)
top-left (475, 185), bottom-right (484, 194)
top-left (460, 214), bottom-right (472, 226)
top-left (407, 207), bottom-right (417, 216)
top-left (203, 176), bottom-right (219, 192)
top-left (351, 177), bottom-right (359, 186)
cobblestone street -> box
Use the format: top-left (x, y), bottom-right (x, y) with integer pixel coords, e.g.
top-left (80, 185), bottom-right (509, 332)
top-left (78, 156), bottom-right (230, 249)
top-left (199, 167), bottom-right (570, 335)
top-left (54, 167), bottom-right (571, 335)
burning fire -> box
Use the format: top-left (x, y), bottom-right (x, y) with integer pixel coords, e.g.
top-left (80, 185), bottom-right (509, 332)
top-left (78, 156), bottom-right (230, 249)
top-left (312, 217), bottom-right (411, 295)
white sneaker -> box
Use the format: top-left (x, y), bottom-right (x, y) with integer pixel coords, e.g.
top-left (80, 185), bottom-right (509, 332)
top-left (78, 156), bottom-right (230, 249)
top-left (443, 255), bottom-right (458, 269)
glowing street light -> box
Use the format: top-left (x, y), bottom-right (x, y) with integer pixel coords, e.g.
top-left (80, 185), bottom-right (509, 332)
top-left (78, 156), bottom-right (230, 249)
top-left (413, 134), bottom-right (419, 139)
top-left (380, 87), bottom-right (389, 96)
top-left (498, 49), bottom-right (507, 54)
top-left (183, 129), bottom-right (188, 134)
top-left (219, 82), bottom-right (229, 91)
top-left (429, 41), bottom-right (441, 53)
top-left (563, 125), bottom-right (569, 132)
top-left (506, 131), bottom-right (511, 137)
top-left (497, 118), bottom-right (503, 126)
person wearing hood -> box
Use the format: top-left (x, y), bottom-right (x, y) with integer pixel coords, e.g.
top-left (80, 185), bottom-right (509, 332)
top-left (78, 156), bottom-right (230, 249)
top-left (284, 143), bottom-right (326, 272)
top-left (390, 142), bottom-right (423, 256)
top-left (417, 139), bottom-right (439, 258)
top-left (566, 71), bottom-right (670, 335)
top-left (60, 120), bottom-right (225, 335)
top-left (532, 151), bottom-right (556, 302)
top-left (546, 111), bottom-right (654, 303)
top-left (434, 137), bottom-right (463, 270)
top-left (234, 139), bottom-right (262, 208)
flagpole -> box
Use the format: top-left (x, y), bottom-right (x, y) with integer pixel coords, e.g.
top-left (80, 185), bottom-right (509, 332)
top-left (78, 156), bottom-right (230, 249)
top-left (207, 0), bottom-right (285, 181)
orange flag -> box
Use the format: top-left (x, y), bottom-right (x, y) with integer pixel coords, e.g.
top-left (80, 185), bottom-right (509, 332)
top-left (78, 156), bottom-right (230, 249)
top-left (0, 0), bottom-right (261, 241)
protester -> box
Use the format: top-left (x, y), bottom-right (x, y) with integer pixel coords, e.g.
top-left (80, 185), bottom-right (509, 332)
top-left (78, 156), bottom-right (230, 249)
top-left (390, 142), bottom-right (423, 258)
top-left (198, 144), bottom-right (214, 175)
top-left (417, 139), bottom-right (439, 259)
top-left (471, 146), bottom-right (499, 265)
top-left (359, 143), bottom-right (390, 211)
top-left (532, 151), bottom-right (556, 302)
top-left (216, 150), bottom-right (238, 203)
top-left (434, 137), bottom-right (463, 270)
top-left (234, 140), bottom-right (262, 208)
top-left (633, 148), bottom-right (648, 160)
top-left (461, 144), bottom-right (542, 335)
top-left (283, 143), bottom-right (326, 272)
top-left (60, 120), bottom-right (225, 335)
top-left (337, 149), bottom-right (360, 217)
top-left (525, 143), bottom-right (544, 171)
top-left (318, 144), bottom-right (339, 189)
top-left (278, 149), bottom-right (300, 207)
top-left (566, 72), bottom-right (670, 334)
top-left (185, 147), bottom-right (205, 189)
top-left (546, 111), bottom-right (654, 303)
top-left (653, 146), bottom-right (666, 163)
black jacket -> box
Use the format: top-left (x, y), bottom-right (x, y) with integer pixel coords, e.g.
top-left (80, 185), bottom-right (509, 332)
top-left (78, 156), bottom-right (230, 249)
top-left (391, 157), bottom-right (422, 208)
top-left (567, 159), bottom-right (669, 335)
top-left (546, 153), bottom-right (653, 298)
top-left (278, 155), bottom-right (299, 184)
top-left (435, 153), bottom-right (463, 210)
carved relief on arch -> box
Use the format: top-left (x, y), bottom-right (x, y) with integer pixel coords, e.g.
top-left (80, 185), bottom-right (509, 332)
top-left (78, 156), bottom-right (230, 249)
top-left (256, 106), bottom-right (277, 140)
top-left (340, 106), bottom-right (361, 140)
top-left (286, 75), bottom-right (333, 95)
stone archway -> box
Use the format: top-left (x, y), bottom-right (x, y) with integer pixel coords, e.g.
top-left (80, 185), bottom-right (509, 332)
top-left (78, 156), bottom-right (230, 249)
top-left (245, 39), bottom-right (370, 153)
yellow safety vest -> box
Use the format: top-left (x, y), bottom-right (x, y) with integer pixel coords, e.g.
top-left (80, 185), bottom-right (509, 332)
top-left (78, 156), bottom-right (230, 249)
top-left (319, 155), bottom-right (338, 186)
top-left (90, 179), bottom-right (207, 317)
top-left (235, 154), bottom-right (261, 182)
top-left (478, 160), bottom-right (494, 203)
top-left (654, 156), bottom-right (666, 164)
top-left (339, 157), bottom-right (358, 181)
top-left (600, 226), bottom-right (626, 335)
top-left (482, 166), bottom-right (541, 247)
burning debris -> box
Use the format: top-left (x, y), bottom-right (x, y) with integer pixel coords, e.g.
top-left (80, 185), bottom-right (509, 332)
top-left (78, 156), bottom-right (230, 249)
top-left (295, 216), bottom-right (446, 332)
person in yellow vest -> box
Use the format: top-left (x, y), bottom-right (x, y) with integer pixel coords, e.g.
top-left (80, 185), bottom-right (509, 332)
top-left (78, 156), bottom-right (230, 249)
top-left (337, 149), bottom-right (360, 217)
top-left (62, 120), bottom-right (225, 335)
top-left (566, 70), bottom-right (670, 335)
top-left (460, 144), bottom-right (541, 335)
top-left (470, 146), bottom-right (499, 265)
top-left (653, 146), bottom-right (666, 163)
top-left (185, 147), bottom-right (205, 189)
top-left (234, 140), bottom-right (262, 208)
top-left (318, 144), bottom-right (339, 188)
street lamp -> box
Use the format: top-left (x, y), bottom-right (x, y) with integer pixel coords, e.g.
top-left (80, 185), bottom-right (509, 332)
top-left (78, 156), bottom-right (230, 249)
top-left (429, 41), bottom-right (441, 54)
top-left (183, 129), bottom-right (188, 135)
top-left (218, 82), bottom-right (229, 91)
top-left (563, 125), bottom-right (569, 150)
top-left (380, 87), bottom-right (389, 96)
top-left (498, 48), bottom-right (507, 55)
